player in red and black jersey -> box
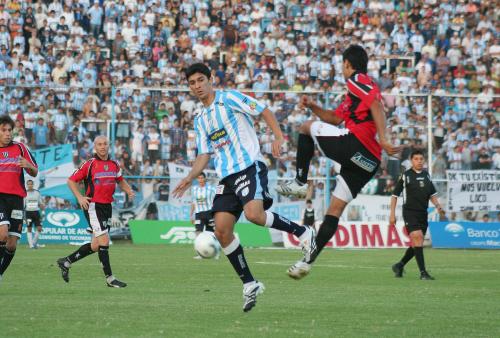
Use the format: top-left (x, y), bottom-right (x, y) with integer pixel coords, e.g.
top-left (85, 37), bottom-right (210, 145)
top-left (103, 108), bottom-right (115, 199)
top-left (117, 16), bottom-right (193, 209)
top-left (277, 45), bottom-right (401, 279)
top-left (0, 115), bottom-right (38, 282)
top-left (56, 136), bottom-right (134, 288)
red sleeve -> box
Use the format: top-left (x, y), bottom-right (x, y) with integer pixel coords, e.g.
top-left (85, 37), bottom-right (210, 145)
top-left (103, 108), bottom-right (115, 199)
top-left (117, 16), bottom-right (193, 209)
top-left (115, 161), bottom-right (123, 182)
top-left (18, 142), bottom-right (37, 168)
top-left (347, 73), bottom-right (380, 108)
top-left (69, 160), bottom-right (91, 182)
top-left (333, 98), bottom-right (350, 119)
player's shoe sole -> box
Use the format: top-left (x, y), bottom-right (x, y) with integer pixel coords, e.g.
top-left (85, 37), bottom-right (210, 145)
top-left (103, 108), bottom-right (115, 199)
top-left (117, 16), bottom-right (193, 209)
top-left (420, 272), bottom-right (435, 280)
top-left (287, 260), bottom-right (312, 280)
top-left (276, 180), bottom-right (308, 198)
top-left (243, 281), bottom-right (265, 312)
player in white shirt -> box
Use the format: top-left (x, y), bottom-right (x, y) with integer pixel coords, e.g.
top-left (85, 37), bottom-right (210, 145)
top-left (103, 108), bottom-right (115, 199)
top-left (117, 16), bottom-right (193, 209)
top-left (25, 180), bottom-right (44, 249)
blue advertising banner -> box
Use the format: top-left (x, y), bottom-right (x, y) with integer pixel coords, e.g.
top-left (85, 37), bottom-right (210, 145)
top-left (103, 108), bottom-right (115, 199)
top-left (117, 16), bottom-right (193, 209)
top-left (32, 144), bottom-right (73, 172)
top-left (20, 209), bottom-right (91, 245)
top-left (429, 222), bottom-right (500, 249)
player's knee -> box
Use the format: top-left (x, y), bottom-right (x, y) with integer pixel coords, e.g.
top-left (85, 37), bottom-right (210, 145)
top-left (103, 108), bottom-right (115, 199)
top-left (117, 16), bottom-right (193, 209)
top-left (214, 228), bottom-right (231, 245)
top-left (0, 233), bottom-right (7, 242)
top-left (244, 209), bottom-right (265, 226)
top-left (299, 121), bottom-right (312, 135)
top-left (6, 241), bottom-right (17, 251)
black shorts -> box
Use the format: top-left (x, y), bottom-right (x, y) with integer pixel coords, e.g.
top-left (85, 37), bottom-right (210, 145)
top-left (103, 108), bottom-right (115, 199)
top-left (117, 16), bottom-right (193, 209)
top-left (212, 161), bottom-right (273, 220)
top-left (403, 210), bottom-right (428, 234)
top-left (84, 202), bottom-right (112, 236)
top-left (311, 122), bottom-right (380, 200)
top-left (194, 210), bottom-right (214, 232)
top-left (0, 193), bottom-right (24, 238)
top-left (26, 211), bottom-right (42, 228)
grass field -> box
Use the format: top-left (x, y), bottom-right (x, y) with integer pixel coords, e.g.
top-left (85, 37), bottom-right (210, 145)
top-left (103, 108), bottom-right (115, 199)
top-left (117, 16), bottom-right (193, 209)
top-left (1, 244), bottom-right (499, 337)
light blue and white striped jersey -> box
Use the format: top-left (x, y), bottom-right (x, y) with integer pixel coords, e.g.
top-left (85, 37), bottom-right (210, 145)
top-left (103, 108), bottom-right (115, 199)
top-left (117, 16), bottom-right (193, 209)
top-left (191, 184), bottom-right (216, 214)
top-left (194, 90), bottom-right (266, 178)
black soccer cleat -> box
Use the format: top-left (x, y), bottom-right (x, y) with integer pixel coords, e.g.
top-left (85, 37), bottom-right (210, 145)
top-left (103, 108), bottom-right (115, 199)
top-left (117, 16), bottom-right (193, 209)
top-left (57, 258), bottom-right (70, 283)
top-left (107, 278), bottom-right (127, 288)
top-left (420, 271), bottom-right (435, 280)
top-left (392, 262), bottom-right (404, 278)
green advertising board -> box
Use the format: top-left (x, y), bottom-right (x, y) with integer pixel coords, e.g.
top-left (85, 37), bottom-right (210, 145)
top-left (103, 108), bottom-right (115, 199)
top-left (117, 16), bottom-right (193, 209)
top-left (129, 220), bottom-right (273, 247)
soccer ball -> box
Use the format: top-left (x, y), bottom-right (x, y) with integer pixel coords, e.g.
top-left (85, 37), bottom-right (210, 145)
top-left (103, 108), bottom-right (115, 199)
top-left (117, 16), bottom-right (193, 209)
top-left (194, 232), bottom-right (221, 259)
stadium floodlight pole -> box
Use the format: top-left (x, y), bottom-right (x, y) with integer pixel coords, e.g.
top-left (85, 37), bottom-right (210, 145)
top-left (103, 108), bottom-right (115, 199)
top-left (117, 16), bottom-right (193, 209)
top-left (111, 85), bottom-right (116, 159)
top-left (427, 94), bottom-right (433, 176)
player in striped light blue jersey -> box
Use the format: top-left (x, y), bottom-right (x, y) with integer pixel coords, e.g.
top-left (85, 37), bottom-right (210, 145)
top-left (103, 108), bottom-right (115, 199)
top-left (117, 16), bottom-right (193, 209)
top-left (190, 172), bottom-right (216, 259)
top-left (173, 63), bottom-right (316, 312)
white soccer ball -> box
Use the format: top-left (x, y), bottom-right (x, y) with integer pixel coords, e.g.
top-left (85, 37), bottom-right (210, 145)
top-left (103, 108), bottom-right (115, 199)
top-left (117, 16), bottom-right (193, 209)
top-left (194, 231), bottom-right (221, 259)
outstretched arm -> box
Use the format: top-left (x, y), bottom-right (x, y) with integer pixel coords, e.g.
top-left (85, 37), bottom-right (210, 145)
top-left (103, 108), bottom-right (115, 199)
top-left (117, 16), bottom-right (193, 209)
top-left (261, 108), bottom-right (284, 158)
top-left (301, 95), bottom-right (343, 125)
top-left (172, 154), bottom-right (211, 198)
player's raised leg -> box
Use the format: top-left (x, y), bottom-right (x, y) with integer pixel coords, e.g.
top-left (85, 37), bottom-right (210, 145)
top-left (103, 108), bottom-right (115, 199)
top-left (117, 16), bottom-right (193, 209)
top-left (213, 211), bottom-right (264, 312)
top-left (276, 121), bottom-right (314, 198)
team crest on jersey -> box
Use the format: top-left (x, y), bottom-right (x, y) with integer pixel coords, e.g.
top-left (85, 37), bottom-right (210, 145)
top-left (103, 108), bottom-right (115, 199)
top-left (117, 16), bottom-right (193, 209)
top-left (419, 181), bottom-right (425, 187)
top-left (249, 101), bottom-right (257, 110)
top-left (104, 165), bottom-right (109, 170)
top-left (2, 152), bottom-right (8, 157)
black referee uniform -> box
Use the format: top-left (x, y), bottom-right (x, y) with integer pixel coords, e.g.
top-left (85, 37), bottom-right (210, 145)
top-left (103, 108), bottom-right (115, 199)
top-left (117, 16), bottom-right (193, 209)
top-left (392, 168), bottom-right (438, 234)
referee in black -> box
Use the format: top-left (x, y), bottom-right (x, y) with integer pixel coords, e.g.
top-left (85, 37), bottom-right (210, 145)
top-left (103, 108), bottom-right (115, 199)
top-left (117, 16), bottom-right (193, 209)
top-left (389, 150), bottom-right (445, 280)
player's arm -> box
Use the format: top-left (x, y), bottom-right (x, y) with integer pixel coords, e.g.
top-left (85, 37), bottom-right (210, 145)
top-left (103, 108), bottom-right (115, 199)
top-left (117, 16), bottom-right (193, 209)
top-left (118, 179), bottom-right (135, 200)
top-left (68, 161), bottom-right (92, 210)
top-left (389, 174), bottom-right (404, 225)
top-left (172, 154), bottom-right (211, 198)
top-left (18, 144), bottom-right (38, 177)
top-left (429, 178), bottom-right (445, 218)
top-left (190, 202), bottom-right (195, 224)
top-left (301, 95), bottom-right (343, 125)
top-left (370, 99), bottom-right (400, 156)
top-left (260, 108), bottom-right (285, 158)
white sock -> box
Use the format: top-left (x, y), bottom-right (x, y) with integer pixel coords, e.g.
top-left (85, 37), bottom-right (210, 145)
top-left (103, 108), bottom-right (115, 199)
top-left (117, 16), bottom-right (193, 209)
top-left (33, 231), bottom-right (40, 246)
top-left (27, 232), bottom-right (33, 248)
top-left (106, 275), bottom-right (115, 283)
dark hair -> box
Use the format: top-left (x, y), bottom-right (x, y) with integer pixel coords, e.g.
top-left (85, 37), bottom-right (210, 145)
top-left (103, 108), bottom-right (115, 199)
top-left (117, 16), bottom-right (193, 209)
top-left (198, 172), bottom-right (206, 178)
top-left (27, 179), bottom-right (33, 184)
top-left (184, 63), bottom-right (211, 80)
top-left (0, 115), bottom-right (14, 128)
top-left (306, 199), bottom-right (312, 204)
top-left (342, 45), bottom-right (368, 73)
top-left (410, 149), bottom-right (424, 158)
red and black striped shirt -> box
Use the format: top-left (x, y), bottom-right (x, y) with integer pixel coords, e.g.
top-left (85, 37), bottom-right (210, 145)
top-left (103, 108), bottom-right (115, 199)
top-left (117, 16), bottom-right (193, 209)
top-left (334, 72), bottom-right (382, 160)
top-left (69, 155), bottom-right (123, 204)
top-left (0, 141), bottom-right (38, 197)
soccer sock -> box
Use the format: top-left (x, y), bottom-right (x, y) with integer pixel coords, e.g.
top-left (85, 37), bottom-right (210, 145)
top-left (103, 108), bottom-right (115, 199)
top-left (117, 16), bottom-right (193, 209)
top-left (413, 247), bottom-right (426, 273)
top-left (265, 211), bottom-right (306, 237)
top-left (98, 246), bottom-right (113, 278)
top-left (400, 247), bottom-right (414, 266)
top-left (27, 232), bottom-right (33, 247)
top-left (223, 237), bottom-right (254, 284)
top-left (0, 249), bottom-right (15, 275)
top-left (295, 133), bottom-right (315, 184)
top-left (66, 243), bottom-right (95, 264)
top-left (33, 231), bottom-right (40, 246)
top-left (310, 215), bottom-right (339, 263)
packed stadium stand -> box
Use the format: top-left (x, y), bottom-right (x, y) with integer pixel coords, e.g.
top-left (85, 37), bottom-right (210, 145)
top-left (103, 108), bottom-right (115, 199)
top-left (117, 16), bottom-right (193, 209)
top-left (0, 1), bottom-right (498, 215)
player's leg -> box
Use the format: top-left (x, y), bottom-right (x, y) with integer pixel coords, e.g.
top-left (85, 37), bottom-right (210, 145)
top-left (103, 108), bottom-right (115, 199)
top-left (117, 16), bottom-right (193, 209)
top-left (410, 227), bottom-right (434, 280)
top-left (392, 220), bottom-right (415, 278)
top-left (193, 212), bottom-right (205, 259)
top-left (91, 203), bottom-right (126, 288)
top-left (213, 210), bottom-right (264, 312)
top-left (0, 197), bottom-right (24, 277)
top-left (0, 224), bottom-right (7, 260)
top-left (27, 225), bottom-right (34, 248)
top-left (32, 212), bottom-right (42, 248)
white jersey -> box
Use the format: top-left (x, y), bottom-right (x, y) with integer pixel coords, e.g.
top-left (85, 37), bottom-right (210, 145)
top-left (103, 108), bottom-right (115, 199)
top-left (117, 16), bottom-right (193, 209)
top-left (25, 189), bottom-right (43, 211)
top-left (194, 90), bottom-right (266, 178)
top-left (191, 185), bottom-right (216, 214)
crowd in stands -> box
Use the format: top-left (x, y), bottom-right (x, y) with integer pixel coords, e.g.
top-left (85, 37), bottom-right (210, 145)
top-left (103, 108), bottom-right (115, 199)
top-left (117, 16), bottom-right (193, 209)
top-left (0, 0), bottom-right (498, 203)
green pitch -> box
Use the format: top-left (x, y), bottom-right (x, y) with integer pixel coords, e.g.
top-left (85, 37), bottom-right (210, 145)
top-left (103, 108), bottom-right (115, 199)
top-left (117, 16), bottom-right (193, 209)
top-left (1, 244), bottom-right (499, 337)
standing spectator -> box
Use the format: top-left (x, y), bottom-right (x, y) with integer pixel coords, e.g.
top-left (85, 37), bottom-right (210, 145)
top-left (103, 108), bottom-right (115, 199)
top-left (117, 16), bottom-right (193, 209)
top-left (32, 117), bottom-right (49, 149)
top-left (88, 3), bottom-right (104, 38)
top-left (146, 126), bottom-right (160, 162)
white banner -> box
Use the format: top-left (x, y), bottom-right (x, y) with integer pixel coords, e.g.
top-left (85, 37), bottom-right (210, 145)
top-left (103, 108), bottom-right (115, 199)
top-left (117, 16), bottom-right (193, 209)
top-left (342, 194), bottom-right (403, 223)
top-left (446, 170), bottom-right (500, 212)
top-left (283, 222), bottom-right (410, 249)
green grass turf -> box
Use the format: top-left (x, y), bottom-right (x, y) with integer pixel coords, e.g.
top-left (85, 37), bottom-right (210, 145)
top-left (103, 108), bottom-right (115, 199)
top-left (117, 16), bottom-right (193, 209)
top-left (0, 244), bottom-right (499, 337)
